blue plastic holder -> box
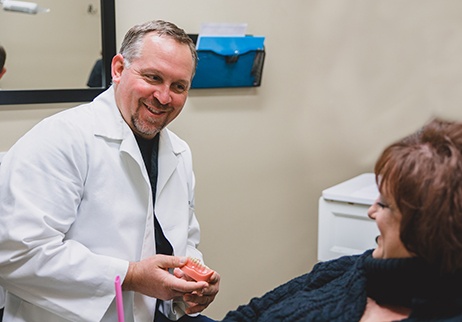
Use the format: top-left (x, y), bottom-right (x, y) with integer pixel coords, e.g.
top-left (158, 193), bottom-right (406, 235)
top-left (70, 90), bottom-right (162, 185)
top-left (191, 35), bottom-right (266, 89)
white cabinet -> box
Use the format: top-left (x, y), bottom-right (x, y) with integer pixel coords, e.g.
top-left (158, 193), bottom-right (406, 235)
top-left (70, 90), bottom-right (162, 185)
top-left (318, 173), bottom-right (380, 261)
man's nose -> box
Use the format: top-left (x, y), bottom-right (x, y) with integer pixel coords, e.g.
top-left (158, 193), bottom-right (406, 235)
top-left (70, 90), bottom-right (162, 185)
top-left (153, 85), bottom-right (172, 105)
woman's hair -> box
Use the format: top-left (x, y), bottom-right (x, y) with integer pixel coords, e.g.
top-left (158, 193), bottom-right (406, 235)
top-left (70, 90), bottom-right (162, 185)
top-left (375, 118), bottom-right (462, 273)
top-left (118, 20), bottom-right (197, 73)
top-left (0, 45), bottom-right (6, 70)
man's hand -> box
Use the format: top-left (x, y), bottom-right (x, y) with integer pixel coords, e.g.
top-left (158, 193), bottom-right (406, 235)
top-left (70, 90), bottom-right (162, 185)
top-left (174, 266), bottom-right (221, 314)
top-left (122, 255), bottom-right (208, 301)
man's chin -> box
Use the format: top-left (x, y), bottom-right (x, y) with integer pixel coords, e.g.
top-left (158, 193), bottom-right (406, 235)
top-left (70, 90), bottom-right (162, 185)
top-left (132, 119), bottom-right (163, 138)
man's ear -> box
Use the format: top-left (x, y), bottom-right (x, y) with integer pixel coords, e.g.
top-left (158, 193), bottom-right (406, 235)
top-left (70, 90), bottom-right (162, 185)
top-left (111, 54), bottom-right (124, 83)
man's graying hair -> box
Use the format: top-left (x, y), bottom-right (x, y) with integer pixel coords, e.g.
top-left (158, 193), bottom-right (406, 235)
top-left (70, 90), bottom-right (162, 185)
top-left (119, 20), bottom-right (197, 73)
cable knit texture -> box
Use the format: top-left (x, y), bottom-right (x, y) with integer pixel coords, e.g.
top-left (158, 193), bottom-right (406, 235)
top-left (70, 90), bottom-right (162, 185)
top-left (221, 250), bottom-right (462, 322)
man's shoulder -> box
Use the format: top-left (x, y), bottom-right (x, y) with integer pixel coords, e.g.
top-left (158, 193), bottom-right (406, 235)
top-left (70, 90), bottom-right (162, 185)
top-left (40, 103), bottom-right (95, 131)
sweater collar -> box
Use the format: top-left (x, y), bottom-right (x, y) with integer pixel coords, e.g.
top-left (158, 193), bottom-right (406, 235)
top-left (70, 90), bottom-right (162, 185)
top-left (363, 253), bottom-right (462, 318)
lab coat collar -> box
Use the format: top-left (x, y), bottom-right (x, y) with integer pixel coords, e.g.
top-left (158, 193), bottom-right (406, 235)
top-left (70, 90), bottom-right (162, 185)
top-left (92, 86), bottom-right (131, 141)
top-left (90, 86), bottom-right (188, 196)
top-left (91, 86), bottom-right (187, 155)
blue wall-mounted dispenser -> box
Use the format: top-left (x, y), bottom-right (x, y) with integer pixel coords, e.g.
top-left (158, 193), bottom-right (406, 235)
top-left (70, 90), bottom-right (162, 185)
top-left (190, 35), bottom-right (266, 89)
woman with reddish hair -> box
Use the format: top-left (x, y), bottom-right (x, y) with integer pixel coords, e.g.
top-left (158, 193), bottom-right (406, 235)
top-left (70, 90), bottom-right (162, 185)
top-left (222, 118), bottom-right (462, 322)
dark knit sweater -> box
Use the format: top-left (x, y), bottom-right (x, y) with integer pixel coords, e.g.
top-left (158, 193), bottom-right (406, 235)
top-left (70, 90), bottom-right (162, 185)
top-left (221, 250), bottom-right (462, 322)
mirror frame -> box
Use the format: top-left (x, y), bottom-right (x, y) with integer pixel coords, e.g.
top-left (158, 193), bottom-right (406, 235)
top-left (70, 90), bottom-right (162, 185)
top-left (0, 0), bottom-right (116, 106)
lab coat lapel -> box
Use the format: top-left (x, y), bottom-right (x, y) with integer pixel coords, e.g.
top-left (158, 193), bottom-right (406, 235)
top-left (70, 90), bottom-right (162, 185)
top-left (157, 130), bottom-right (180, 197)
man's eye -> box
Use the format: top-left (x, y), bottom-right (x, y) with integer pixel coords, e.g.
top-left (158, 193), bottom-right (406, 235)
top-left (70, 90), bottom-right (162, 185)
top-left (145, 74), bottom-right (161, 82)
top-left (173, 83), bottom-right (187, 93)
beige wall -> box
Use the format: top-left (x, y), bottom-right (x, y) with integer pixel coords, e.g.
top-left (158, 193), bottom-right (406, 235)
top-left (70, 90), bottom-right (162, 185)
top-left (1, 0), bottom-right (462, 319)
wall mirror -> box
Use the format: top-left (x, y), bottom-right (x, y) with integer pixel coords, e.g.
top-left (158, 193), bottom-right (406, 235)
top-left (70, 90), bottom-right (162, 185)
top-left (0, 0), bottom-right (116, 105)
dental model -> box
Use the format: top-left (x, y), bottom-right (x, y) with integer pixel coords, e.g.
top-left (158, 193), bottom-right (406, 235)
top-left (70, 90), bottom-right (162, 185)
top-left (180, 257), bottom-right (214, 282)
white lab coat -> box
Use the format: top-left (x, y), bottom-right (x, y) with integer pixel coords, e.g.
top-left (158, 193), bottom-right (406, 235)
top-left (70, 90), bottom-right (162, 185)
top-left (0, 87), bottom-right (203, 322)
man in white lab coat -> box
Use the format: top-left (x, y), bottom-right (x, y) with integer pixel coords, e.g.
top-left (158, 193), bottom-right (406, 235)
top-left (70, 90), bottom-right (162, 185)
top-left (0, 20), bottom-right (220, 322)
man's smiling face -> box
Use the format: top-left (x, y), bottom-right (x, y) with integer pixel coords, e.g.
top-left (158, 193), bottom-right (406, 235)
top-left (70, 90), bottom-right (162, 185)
top-left (112, 32), bottom-right (194, 139)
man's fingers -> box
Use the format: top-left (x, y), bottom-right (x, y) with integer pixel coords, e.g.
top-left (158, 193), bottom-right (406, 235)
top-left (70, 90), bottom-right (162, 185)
top-left (185, 304), bottom-right (208, 315)
top-left (169, 275), bottom-right (208, 294)
top-left (156, 254), bottom-right (187, 269)
top-left (208, 271), bottom-right (220, 284)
